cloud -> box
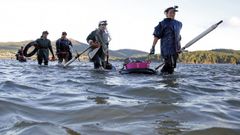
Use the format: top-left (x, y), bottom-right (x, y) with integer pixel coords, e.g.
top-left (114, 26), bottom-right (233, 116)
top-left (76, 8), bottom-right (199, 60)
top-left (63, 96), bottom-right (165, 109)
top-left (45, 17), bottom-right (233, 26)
top-left (228, 17), bottom-right (240, 27)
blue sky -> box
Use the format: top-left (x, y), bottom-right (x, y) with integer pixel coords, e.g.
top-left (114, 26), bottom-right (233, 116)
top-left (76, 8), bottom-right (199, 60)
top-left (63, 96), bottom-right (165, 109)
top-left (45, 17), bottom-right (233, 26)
top-left (0, 0), bottom-right (239, 52)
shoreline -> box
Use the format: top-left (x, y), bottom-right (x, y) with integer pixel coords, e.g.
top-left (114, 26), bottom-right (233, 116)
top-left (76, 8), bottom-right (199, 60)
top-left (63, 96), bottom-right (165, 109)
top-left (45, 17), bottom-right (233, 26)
top-left (1, 49), bottom-right (239, 64)
top-left (1, 58), bottom-right (238, 65)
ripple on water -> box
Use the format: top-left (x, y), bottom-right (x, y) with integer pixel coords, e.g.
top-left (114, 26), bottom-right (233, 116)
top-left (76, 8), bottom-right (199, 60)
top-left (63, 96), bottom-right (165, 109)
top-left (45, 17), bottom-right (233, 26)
top-left (0, 61), bottom-right (240, 135)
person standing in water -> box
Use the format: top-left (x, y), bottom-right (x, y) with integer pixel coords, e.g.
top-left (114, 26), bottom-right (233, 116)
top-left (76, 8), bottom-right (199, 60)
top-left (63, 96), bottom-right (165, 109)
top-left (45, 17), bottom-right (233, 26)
top-left (36, 31), bottom-right (55, 65)
top-left (150, 6), bottom-right (182, 74)
top-left (86, 20), bottom-right (112, 69)
top-left (16, 46), bottom-right (26, 62)
top-left (56, 32), bottom-right (73, 64)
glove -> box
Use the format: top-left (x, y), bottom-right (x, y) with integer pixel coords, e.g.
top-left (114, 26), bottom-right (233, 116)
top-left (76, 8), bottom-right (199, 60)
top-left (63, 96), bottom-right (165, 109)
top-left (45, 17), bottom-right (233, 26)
top-left (176, 49), bottom-right (182, 54)
top-left (91, 42), bottom-right (100, 49)
top-left (51, 55), bottom-right (56, 61)
top-left (150, 46), bottom-right (155, 54)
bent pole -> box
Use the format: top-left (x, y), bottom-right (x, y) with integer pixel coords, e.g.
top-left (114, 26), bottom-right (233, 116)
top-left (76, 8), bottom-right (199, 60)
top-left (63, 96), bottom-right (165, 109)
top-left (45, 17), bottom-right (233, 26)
top-left (155, 20), bottom-right (223, 71)
top-left (181, 20), bottom-right (223, 51)
top-left (64, 46), bottom-right (91, 67)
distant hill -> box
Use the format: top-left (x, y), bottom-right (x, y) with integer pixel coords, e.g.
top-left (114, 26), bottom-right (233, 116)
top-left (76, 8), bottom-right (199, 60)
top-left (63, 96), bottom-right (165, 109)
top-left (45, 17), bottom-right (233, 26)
top-left (109, 49), bottom-right (148, 58)
top-left (1, 40), bottom-right (239, 64)
top-left (179, 49), bottom-right (240, 64)
top-left (120, 49), bottom-right (240, 64)
top-left (0, 39), bottom-right (148, 59)
top-left (66, 39), bottom-right (148, 58)
top-left (0, 40), bottom-right (32, 50)
top-left (212, 49), bottom-right (240, 55)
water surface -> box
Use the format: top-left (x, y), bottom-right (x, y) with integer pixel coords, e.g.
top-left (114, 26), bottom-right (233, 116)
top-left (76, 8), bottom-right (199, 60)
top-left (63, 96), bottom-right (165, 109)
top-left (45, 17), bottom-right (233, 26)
top-left (0, 60), bottom-right (240, 135)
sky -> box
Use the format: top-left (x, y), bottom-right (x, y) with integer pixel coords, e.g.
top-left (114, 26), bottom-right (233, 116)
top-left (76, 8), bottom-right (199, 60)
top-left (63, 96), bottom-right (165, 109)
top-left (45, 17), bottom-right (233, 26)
top-left (0, 0), bottom-right (240, 53)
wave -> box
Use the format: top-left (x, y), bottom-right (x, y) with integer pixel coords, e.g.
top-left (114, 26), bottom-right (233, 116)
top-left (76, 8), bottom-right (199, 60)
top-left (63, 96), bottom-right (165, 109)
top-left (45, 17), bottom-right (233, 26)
top-left (0, 60), bottom-right (240, 134)
top-left (0, 118), bottom-right (81, 135)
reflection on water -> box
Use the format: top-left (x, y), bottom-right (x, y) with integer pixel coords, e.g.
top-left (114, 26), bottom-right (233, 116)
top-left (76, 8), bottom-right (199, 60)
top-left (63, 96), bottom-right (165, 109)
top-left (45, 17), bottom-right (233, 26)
top-left (0, 60), bottom-right (240, 135)
top-left (88, 96), bottom-right (109, 104)
top-left (156, 120), bottom-right (183, 135)
top-left (161, 75), bottom-right (179, 88)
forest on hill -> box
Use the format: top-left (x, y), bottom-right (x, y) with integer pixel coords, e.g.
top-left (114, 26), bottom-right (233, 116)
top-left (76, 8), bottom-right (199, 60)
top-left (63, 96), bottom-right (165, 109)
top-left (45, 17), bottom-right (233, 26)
top-left (1, 40), bottom-right (239, 64)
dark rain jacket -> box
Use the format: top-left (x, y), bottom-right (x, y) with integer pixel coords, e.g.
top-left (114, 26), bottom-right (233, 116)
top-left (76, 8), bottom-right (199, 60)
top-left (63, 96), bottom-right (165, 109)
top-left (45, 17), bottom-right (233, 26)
top-left (153, 18), bottom-right (182, 57)
top-left (56, 38), bottom-right (72, 53)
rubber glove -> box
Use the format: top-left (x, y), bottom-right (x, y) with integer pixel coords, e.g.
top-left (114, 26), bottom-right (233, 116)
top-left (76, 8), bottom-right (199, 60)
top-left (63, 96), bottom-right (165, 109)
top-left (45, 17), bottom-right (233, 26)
top-left (150, 46), bottom-right (155, 54)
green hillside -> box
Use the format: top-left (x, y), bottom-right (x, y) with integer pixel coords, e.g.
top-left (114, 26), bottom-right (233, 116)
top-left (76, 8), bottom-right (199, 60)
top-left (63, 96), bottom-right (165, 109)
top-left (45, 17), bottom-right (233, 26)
top-left (135, 49), bottom-right (240, 64)
top-left (179, 49), bottom-right (240, 64)
top-left (1, 40), bottom-right (239, 64)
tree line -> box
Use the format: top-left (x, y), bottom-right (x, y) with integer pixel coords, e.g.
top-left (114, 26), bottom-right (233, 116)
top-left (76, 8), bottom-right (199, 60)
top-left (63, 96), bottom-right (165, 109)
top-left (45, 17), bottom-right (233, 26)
top-left (179, 50), bottom-right (240, 64)
top-left (136, 49), bottom-right (240, 64)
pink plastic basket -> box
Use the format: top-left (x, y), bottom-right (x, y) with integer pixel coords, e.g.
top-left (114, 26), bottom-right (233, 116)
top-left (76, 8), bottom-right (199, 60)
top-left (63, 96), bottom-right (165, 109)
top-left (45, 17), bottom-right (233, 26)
top-left (125, 61), bottom-right (151, 69)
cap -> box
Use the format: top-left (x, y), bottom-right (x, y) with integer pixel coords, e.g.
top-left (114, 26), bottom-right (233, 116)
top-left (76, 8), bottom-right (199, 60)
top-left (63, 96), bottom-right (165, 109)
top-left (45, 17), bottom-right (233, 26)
top-left (42, 31), bottom-right (49, 34)
top-left (99, 20), bottom-right (108, 26)
top-left (62, 32), bottom-right (67, 35)
top-left (164, 6), bottom-right (178, 13)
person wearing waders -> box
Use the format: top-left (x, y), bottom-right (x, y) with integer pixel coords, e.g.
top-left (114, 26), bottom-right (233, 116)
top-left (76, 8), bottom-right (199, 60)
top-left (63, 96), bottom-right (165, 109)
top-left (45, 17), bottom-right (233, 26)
top-left (86, 20), bottom-right (112, 69)
top-left (16, 46), bottom-right (24, 60)
top-left (56, 32), bottom-right (73, 64)
top-left (36, 31), bottom-right (55, 65)
top-left (150, 6), bottom-right (182, 74)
